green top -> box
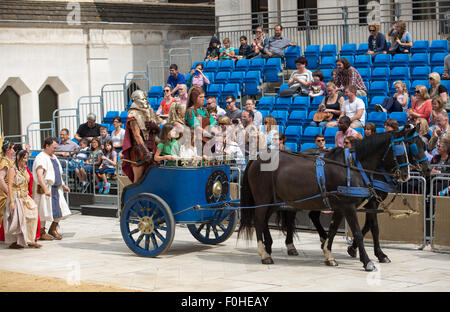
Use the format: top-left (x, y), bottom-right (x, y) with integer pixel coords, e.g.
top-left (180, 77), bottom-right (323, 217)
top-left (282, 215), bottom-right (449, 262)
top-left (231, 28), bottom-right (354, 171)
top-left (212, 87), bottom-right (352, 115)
top-left (157, 139), bottom-right (180, 166)
top-left (185, 107), bottom-right (216, 128)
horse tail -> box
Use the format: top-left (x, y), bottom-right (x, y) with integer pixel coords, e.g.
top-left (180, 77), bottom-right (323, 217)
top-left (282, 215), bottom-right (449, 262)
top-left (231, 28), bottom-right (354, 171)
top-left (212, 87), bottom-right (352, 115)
top-left (237, 160), bottom-right (255, 241)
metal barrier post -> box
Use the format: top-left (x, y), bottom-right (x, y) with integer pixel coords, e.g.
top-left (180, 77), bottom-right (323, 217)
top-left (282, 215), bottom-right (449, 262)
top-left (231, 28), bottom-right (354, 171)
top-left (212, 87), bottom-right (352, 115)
top-left (26, 121), bottom-right (55, 151)
top-left (429, 175), bottom-right (450, 253)
top-left (146, 59), bottom-right (170, 88)
top-left (77, 96), bottom-right (103, 126)
top-left (52, 108), bottom-right (79, 138)
top-left (4, 134), bottom-right (28, 146)
top-left (101, 83), bottom-right (126, 114)
top-left (123, 71), bottom-right (149, 106)
top-left (168, 48), bottom-right (193, 77)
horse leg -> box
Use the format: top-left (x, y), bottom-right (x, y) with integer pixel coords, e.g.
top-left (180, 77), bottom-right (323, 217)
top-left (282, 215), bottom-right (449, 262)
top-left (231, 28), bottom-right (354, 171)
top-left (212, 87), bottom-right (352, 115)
top-left (255, 207), bottom-right (274, 264)
top-left (309, 210), bottom-right (328, 247)
top-left (322, 209), bottom-right (343, 267)
top-left (285, 211), bottom-right (299, 256)
top-left (370, 212), bottom-right (391, 263)
top-left (263, 209), bottom-right (274, 256)
top-left (347, 213), bottom-right (371, 258)
top-left (343, 205), bottom-right (376, 272)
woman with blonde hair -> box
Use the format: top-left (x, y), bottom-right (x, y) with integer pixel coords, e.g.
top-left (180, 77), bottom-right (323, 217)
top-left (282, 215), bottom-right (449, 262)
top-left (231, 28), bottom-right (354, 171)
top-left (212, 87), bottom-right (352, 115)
top-left (263, 116), bottom-right (279, 150)
top-left (408, 85), bottom-right (432, 122)
top-left (388, 20), bottom-right (413, 55)
top-left (428, 72), bottom-right (449, 104)
top-left (431, 96), bottom-right (447, 129)
top-left (219, 37), bottom-right (235, 60)
top-left (366, 23), bottom-right (388, 60)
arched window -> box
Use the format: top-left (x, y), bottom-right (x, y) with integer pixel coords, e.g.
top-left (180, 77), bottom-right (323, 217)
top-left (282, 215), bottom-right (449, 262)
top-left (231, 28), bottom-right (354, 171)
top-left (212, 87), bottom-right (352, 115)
top-left (0, 86), bottom-right (21, 137)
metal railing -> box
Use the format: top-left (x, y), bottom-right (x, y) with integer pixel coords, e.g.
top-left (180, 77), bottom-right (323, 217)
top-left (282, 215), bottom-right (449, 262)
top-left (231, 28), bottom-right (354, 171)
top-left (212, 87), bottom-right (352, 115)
top-left (52, 108), bottom-right (79, 138)
top-left (124, 71), bottom-right (149, 105)
top-left (429, 174), bottom-right (450, 253)
top-left (168, 48), bottom-right (193, 79)
top-left (26, 121), bottom-right (54, 151)
top-left (77, 95), bottom-right (103, 126)
top-left (147, 59), bottom-right (170, 89)
top-left (101, 83), bottom-right (126, 115)
top-left (216, 1), bottom-right (450, 52)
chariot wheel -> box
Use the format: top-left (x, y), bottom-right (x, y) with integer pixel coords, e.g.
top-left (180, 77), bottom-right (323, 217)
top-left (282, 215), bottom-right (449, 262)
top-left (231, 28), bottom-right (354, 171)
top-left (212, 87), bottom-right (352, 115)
top-left (120, 193), bottom-right (175, 257)
top-left (187, 209), bottom-right (237, 245)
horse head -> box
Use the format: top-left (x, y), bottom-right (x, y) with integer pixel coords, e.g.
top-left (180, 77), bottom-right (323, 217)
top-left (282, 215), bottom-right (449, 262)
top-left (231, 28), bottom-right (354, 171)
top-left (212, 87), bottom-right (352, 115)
top-left (403, 123), bottom-right (432, 178)
top-left (381, 130), bottom-right (411, 183)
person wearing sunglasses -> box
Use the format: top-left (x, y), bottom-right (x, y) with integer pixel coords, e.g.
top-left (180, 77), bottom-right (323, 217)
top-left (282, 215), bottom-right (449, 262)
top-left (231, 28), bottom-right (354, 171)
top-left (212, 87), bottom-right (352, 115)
top-left (407, 85), bottom-right (432, 123)
top-left (314, 134), bottom-right (328, 151)
top-left (156, 84), bottom-right (175, 120)
top-left (251, 26), bottom-right (268, 59)
top-left (225, 95), bottom-right (242, 121)
top-left (427, 72), bottom-right (449, 107)
top-left (366, 23), bottom-right (388, 61)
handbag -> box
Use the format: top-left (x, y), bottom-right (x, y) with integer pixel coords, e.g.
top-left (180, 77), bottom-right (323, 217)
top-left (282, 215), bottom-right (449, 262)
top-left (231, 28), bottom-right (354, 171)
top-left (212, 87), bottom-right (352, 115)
top-left (313, 111), bottom-right (333, 122)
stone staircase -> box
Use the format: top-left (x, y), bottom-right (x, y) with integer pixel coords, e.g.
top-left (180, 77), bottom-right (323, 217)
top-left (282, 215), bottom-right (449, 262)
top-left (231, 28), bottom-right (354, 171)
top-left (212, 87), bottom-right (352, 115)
top-left (70, 193), bottom-right (119, 218)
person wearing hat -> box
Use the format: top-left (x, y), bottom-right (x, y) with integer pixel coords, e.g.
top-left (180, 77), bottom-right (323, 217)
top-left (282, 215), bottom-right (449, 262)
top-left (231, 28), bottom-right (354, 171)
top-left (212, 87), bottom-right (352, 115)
top-left (74, 113), bottom-right (101, 142)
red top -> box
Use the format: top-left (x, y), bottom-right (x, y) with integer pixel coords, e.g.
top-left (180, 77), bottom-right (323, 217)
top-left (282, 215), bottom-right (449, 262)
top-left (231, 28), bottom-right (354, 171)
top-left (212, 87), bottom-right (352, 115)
top-left (411, 99), bottom-right (432, 123)
top-left (160, 98), bottom-right (174, 115)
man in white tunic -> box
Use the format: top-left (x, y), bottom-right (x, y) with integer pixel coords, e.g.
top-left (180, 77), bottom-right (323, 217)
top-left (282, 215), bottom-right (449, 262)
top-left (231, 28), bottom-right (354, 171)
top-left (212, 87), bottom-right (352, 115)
top-left (33, 137), bottom-right (71, 240)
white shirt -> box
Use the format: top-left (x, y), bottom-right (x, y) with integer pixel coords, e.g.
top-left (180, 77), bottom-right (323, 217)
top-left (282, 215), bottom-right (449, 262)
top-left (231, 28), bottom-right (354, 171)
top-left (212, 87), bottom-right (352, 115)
top-left (288, 70), bottom-right (313, 93)
top-left (111, 128), bottom-right (125, 148)
top-left (342, 97), bottom-right (366, 126)
top-left (217, 106), bottom-right (227, 117)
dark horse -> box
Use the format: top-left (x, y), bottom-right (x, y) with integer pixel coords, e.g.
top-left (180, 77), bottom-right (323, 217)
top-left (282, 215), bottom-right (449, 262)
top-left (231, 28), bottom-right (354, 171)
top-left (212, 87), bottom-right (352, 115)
top-left (288, 124), bottom-right (432, 264)
top-left (238, 128), bottom-right (412, 271)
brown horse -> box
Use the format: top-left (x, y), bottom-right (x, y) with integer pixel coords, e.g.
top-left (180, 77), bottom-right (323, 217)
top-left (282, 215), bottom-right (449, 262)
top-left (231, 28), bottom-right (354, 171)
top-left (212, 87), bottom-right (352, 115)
top-left (238, 129), bottom-right (412, 271)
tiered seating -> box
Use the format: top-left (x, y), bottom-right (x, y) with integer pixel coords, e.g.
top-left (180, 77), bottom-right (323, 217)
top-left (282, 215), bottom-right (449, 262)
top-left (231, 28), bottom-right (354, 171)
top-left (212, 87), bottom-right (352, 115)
top-left (284, 46), bottom-right (302, 69)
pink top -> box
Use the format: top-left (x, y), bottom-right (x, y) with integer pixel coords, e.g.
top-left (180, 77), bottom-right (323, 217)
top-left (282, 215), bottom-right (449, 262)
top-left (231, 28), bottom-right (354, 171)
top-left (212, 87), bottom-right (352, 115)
top-left (411, 99), bottom-right (432, 123)
top-left (335, 127), bottom-right (360, 148)
top-left (192, 74), bottom-right (210, 88)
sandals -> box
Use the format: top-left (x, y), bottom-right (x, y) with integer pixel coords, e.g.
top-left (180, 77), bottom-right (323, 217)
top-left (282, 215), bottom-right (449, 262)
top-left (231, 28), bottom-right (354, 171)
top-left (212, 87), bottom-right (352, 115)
top-left (9, 242), bottom-right (24, 249)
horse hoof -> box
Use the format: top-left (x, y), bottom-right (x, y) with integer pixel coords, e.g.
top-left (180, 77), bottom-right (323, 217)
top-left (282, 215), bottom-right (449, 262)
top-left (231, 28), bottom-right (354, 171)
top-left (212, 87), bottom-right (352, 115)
top-left (261, 257), bottom-right (274, 265)
top-left (379, 256), bottom-right (391, 263)
top-left (287, 249), bottom-right (299, 256)
top-left (325, 259), bottom-right (338, 266)
top-left (364, 261), bottom-right (376, 272)
top-left (347, 246), bottom-right (357, 258)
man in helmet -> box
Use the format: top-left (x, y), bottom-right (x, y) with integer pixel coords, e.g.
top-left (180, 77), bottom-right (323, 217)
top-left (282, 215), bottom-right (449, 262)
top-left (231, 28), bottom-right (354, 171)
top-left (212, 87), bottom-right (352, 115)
top-left (122, 90), bottom-right (162, 183)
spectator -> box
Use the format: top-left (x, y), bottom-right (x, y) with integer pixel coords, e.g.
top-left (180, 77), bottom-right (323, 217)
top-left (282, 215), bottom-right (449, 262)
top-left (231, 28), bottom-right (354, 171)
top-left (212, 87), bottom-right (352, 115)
top-left (428, 72), bottom-right (449, 105)
top-left (245, 98), bottom-right (263, 129)
top-left (187, 63), bottom-right (210, 92)
top-left (156, 84), bottom-right (175, 119)
top-left (431, 137), bottom-right (450, 175)
top-left (74, 113), bottom-right (101, 142)
top-left (263, 116), bottom-right (279, 150)
top-left (408, 85), bottom-right (432, 123)
top-left (375, 80), bottom-right (409, 113)
top-left (241, 109), bottom-right (266, 158)
top-left (384, 118), bottom-right (399, 132)
top-left (176, 84), bottom-right (188, 106)
top-left (334, 58), bottom-right (367, 97)
top-left (206, 96), bottom-right (226, 117)
top-left (207, 105), bottom-right (217, 121)
top-left (98, 140), bottom-right (117, 195)
top-left (366, 23), bottom-right (388, 60)
top-left (333, 85), bottom-right (366, 128)
top-left (154, 123), bottom-right (180, 166)
top-left (331, 69), bottom-right (338, 84)
top-left (278, 133), bottom-right (292, 152)
top-left (185, 86), bottom-right (216, 146)
top-left (388, 20), bottom-right (413, 55)
top-left (219, 37), bottom-right (235, 60)
top-left (168, 99), bottom-right (187, 129)
top-left (99, 126), bottom-right (111, 148)
top-left (364, 122), bottom-right (377, 137)
top-left (309, 70), bottom-right (326, 98)
top-left (79, 138), bottom-right (103, 194)
top-left (236, 35), bottom-right (253, 60)
top-left (312, 82), bottom-right (344, 130)
top-left (442, 54), bottom-right (450, 81)
top-left (251, 26), bottom-right (268, 59)
top-left (33, 137), bottom-right (71, 240)
top-left (167, 64), bottom-right (186, 96)
top-left (416, 118), bottom-right (432, 145)
top-left (205, 36), bottom-right (220, 61)
top-left (260, 24), bottom-right (296, 59)
top-left (314, 134), bottom-right (328, 151)
top-left (431, 97), bottom-right (447, 130)
top-left (428, 110), bottom-right (450, 156)
top-left (55, 128), bottom-right (79, 159)
top-left (225, 95), bottom-right (242, 121)
top-left (344, 136), bottom-right (359, 148)
top-left (281, 56), bottom-right (313, 97)
top-left (335, 116), bottom-right (363, 148)
top-left (110, 117), bottom-right (125, 153)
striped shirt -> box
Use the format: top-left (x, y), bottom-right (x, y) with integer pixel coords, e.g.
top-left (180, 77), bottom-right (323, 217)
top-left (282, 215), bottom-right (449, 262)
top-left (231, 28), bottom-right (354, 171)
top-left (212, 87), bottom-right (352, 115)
top-left (335, 67), bottom-right (367, 92)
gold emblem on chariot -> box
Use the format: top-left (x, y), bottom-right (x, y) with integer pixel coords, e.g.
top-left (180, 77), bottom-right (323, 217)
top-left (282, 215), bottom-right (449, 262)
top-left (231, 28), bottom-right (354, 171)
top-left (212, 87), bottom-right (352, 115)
top-left (206, 170), bottom-right (229, 204)
top-left (137, 216), bottom-right (155, 234)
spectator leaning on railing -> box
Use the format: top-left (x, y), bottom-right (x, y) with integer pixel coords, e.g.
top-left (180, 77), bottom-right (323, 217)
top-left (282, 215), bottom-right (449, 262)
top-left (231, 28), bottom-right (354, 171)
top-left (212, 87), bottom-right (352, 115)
top-left (258, 24), bottom-right (297, 59)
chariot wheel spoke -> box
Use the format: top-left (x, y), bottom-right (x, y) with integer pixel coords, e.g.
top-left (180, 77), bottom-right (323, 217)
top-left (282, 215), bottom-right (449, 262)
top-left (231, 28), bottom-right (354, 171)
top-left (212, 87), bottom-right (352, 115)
top-left (150, 234), bottom-right (159, 249)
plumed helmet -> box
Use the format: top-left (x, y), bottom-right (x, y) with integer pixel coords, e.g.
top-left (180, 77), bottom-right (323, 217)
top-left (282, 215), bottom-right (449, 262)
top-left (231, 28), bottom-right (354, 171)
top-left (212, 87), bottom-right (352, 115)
top-left (131, 90), bottom-right (148, 108)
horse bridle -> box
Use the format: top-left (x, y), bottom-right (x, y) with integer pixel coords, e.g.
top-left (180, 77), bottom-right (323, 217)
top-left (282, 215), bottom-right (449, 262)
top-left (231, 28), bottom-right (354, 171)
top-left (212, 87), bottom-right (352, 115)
top-left (403, 132), bottom-right (429, 174)
top-left (381, 134), bottom-right (410, 178)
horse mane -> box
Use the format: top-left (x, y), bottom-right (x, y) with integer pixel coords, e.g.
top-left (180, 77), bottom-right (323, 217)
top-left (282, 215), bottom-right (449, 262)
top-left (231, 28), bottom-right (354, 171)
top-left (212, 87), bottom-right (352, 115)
top-left (354, 132), bottom-right (391, 161)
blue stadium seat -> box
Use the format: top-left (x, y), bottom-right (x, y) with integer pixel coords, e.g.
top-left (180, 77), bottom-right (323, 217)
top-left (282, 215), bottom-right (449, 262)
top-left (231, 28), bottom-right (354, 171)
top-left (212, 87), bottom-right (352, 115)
top-left (376, 127), bottom-right (385, 133)
top-left (214, 71), bottom-right (230, 85)
top-left (291, 96), bottom-right (310, 111)
top-left (259, 109), bottom-right (271, 120)
top-left (221, 83), bottom-right (240, 105)
top-left (320, 56), bottom-right (337, 69)
top-left (430, 52), bottom-right (447, 67)
top-left (354, 54), bottom-right (372, 69)
top-left (430, 40), bottom-right (449, 54)
top-left (219, 60), bottom-right (234, 72)
top-left (274, 97), bottom-right (292, 111)
top-left (148, 97), bottom-right (159, 111)
top-left (229, 71), bottom-right (245, 88)
top-left (120, 110), bottom-right (128, 121)
top-left (204, 60), bottom-right (220, 73)
top-left (285, 142), bottom-right (298, 152)
top-left (356, 43), bottom-right (369, 55)
top-left (147, 86), bottom-right (164, 98)
top-left (358, 96), bottom-right (368, 109)
top-left (288, 110), bottom-right (308, 126)
top-left (300, 142), bottom-right (318, 152)
top-left (389, 112), bottom-right (408, 126)
top-left (243, 71), bottom-right (262, 96)
top-left (369, 81), bottom-right (389, 97)
top-left (356, 67), bottom-right (371, 81)
top-left (440, 80), bottom-right (450, 92)
top-left (321, 44), bottom-right (338, 58)
top-left (373, 54), bottom-right (391, 68)
top-left (204, 72), bottom-right (215, 84)
top-left (257, 96), bottom-right (275, 111)
top-left (340, 43), bottom-right (357, 57)
top-left (371, 67), bottom-right (390, 81)
top-left (302, 126), bottom-right (322, 144)
top-left (263, 58), bottom-right (283, 82)
top-left (432, 66), bottom-right (444, 76)
top-left (305, 110), bottom-right (317, 126)
top-left (369, 95), bottom-right (386, 111)
top-left (340, 55), bottom-right (354, 67)
top-left (354, 127), bottom-right (365, 137)
top-left (321, 69), bottom-right (334, 83)
top-left (323, 126), bottom-right (339, 144)
top-left (390, 67), bottom-right (410, 83)
top-left (235, 59), bottom-right (250, 72)
top-left (410, 80), bottom-right (431, 94)
top-left (285, 46), bottom-right (302, 69)
top-left (310, 96), bottom-right (324, 111)
top-left (410, 40), bottom-right (430, 54)
top-left (284, 125), bottom-right (303, 144)
top-left (249, 58), bottom-right (266, 72)
top-left (278, 83), bottom-right (290, 96)
top-left (272, 110), bottom-right (289, 128)
top-left (390, 53), bottom-right (410, 68)
top-left (104, 111), bottom-right (119, 124)
top-left (368, 111), bottom-right (387, 127)
top-left (206, 84), bottom-right (223, 99)
top-left (411, 66), bottom-right (431, 81)
top-left (410, 53), bottom-right (429, 68)
top-left (304, 45), bottom-right (321, 69)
